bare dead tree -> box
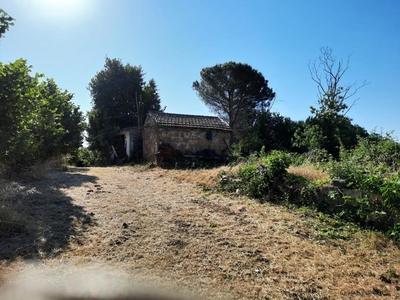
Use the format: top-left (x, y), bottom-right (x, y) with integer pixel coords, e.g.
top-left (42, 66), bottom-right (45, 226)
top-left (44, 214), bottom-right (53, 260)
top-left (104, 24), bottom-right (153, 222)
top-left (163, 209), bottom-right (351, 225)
top-left (308, 47), bottom-right (369, 116)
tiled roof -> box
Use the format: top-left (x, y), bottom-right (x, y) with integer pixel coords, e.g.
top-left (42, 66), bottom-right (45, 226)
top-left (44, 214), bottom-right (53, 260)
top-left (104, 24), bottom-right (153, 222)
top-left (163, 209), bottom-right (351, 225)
top-left (146, 111), bottom-right (231, 131)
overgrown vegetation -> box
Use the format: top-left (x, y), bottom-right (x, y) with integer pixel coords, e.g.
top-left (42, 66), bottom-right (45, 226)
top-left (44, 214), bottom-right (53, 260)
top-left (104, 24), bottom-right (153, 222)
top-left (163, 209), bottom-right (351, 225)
top-left (208, 47), bottom-right (400, 244)
top-left (322, 133), bottom-right (400, 240)
top-left (69, 148), bottom-right (107, 167)
top-left (0, 12), bottom-right (85, 176)
top-left (1, 6), bottom-right (398, 254)
top-left (222, 148), bottom-right (291, 200)
top-left (220, 134), bottom-right (400, 245)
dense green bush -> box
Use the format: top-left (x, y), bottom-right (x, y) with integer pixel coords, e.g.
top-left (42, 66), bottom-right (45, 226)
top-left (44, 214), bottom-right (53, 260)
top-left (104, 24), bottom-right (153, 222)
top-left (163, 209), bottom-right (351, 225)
top-left (71, 148), bottom-right (107, 167)
top-left (0, 60), bottom-right (85, 172)
top-left (222, 137), bottom-right (400, 244)
top-left (321, 134), bottom-right (400, 242)
top-left (223, 149), bottom-right (292, 200)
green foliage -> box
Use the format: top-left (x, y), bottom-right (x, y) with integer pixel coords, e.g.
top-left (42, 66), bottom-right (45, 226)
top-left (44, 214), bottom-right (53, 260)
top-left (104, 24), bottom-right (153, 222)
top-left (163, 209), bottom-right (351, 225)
top-left (0, 59), bottom-right (85, 172)
top-left (293, 123), bottom-right (326, 150)
top-left (322, 133), bottom-right (400, 242)
top-left (0, 59), bottom-right (41, 167)
top-left (87, 57), bottom-right (162, 160)
top-left (293, 113), bottom-right (368, 158)
top-left (224, 150), bottom-right (291, 200)
top-left (221, 134), bottom-right (400, 243)
top-left (193, 61), bottom-right (275, 144)
top-left (72, 148), bottom-right (107, 167)
top-left (325, 133), bottom-right (400, 184)
top-left (263, 150), bottom-right (292, 175)
top-left (237, 163), bottom-right (268, 199)
top-left (228, 141), bottom-right (245, 161)
top-left (0, 9), bottom-right (14, 40)
top-left (36, 79), bottom-right (85, 159)
top-left (240, 111), bottom-right (300, 154)
top-left (387, 222), bottom-right (400, 242)
top-left (299, 208), bottom-right (359, 241)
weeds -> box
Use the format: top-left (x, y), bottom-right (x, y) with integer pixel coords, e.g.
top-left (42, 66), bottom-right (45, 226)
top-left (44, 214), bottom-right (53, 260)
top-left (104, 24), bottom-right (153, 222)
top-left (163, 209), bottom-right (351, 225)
top-left (219, 139), bottom-right (400, 244)
top-left (70, 148), bottom-right (107, 167)
top-left (1, 166), bottom-right (400, 299)
top-left (221, 149), bottom-right (291, 201)
top-left (320, 135), bottom-right (400, 243)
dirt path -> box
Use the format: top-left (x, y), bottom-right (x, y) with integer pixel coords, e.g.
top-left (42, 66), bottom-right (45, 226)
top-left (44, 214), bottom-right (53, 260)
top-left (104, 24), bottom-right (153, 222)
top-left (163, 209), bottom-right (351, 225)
top-left (1, 167), bottom-right (400, 299)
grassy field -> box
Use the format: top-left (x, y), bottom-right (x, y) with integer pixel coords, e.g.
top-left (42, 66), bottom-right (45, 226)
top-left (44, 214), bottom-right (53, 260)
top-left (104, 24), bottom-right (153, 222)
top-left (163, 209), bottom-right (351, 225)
top-left (0, 165), bottom-right (399, 299)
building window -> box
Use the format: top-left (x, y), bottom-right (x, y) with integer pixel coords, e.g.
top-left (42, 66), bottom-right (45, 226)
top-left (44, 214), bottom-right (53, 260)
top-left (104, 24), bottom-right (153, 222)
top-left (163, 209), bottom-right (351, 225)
top-left (206, 131), bottom-right (213, 140)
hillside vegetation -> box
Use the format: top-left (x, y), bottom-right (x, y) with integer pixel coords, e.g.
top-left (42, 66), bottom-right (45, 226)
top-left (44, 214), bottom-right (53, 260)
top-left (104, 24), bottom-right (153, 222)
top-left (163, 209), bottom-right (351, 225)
top-left (1, 166), bottom-right (400, 299)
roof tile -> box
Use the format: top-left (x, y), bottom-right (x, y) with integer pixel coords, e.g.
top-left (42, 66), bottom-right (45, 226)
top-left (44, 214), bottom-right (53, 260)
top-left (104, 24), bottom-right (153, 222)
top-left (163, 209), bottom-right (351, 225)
top-left (147, 111), bottom-right (230, 131)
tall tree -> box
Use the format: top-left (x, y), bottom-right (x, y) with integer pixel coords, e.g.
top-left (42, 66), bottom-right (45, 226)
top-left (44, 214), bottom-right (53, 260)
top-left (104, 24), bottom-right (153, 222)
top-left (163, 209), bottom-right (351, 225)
top-left (308, 47), bottom-right (369, 118)
top-left (87, 57), bottom-right (162, 156)
top-left (141, 78), bottom-right (163, 124)
top-left (237, 111), bottom-right (300, 155)
top-left (0, 59), bottom-right (41, 166)
top-left (36, 79), bottom-right (85, 158)
top-left (0, 11), bottom-right (84, 170)
top-left (0, 60), bottom-right (85, 168)
top-left (192, 61), bottom-right (275, 144)
top-left (293, 47), bottom-right (369, 157)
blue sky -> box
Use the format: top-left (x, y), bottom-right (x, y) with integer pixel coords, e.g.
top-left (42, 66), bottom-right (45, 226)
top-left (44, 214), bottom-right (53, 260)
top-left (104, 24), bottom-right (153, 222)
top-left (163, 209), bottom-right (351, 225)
top-left (1, 0), bottom-right (399, 137)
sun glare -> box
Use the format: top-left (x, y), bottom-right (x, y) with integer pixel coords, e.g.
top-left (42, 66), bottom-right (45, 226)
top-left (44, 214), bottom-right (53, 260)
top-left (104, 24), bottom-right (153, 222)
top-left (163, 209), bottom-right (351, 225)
top-left (40, 0), bottom-right (80, 8)
top-left (36, 0), bottom-right (90, 21)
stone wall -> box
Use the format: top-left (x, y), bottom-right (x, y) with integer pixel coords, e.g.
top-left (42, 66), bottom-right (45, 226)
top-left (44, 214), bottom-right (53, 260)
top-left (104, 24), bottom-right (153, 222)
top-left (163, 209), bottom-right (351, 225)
top-left (143, 125), bottom-right (230, 162)
top-left (142, 125), bottom-right (158, 161)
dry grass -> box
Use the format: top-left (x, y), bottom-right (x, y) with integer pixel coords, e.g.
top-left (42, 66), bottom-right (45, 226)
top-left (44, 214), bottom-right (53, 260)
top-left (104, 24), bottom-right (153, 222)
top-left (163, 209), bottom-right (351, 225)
top-left (166, 165), bottom-right (240, 188)
top-left (167, 163), bottom-right (329, 187)
top-left (0, 206), bottom-right (28, 236)
top-left (287, 164), bottom-right (329, 181)
top-left (0, 166), bottom-right (399, 299)
top-left (0, 180), bottom-right (29, 236)
top-left (0, 159), bottom-right (68, 235)
top-left (21, 157), bottom-right (69, 180)
top-left (0, 157), bottom-right (68, 181)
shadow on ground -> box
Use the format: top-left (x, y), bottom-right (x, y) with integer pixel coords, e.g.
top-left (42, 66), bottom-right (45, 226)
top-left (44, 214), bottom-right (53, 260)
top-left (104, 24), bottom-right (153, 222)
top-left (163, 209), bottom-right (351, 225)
top-left (0, 168), bottom-right (98, 260)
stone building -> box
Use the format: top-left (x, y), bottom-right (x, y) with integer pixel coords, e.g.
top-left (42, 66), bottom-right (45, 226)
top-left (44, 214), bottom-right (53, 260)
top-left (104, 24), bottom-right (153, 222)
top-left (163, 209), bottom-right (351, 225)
top-left (142, 111), bottom-right (231, 163)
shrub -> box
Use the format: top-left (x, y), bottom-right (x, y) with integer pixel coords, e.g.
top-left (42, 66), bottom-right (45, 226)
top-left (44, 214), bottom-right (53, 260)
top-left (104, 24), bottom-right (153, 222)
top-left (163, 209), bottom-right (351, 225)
top-left (228, 141), bottom-right (245, 162)
top-left (72, 148), bottom-right (107, 167)
top-left (325, 133), bottom-right (400, 182)
top-left (223, 150), bottom-right (292, 200)
top-left (322, 134), bottom-right (400, 243)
